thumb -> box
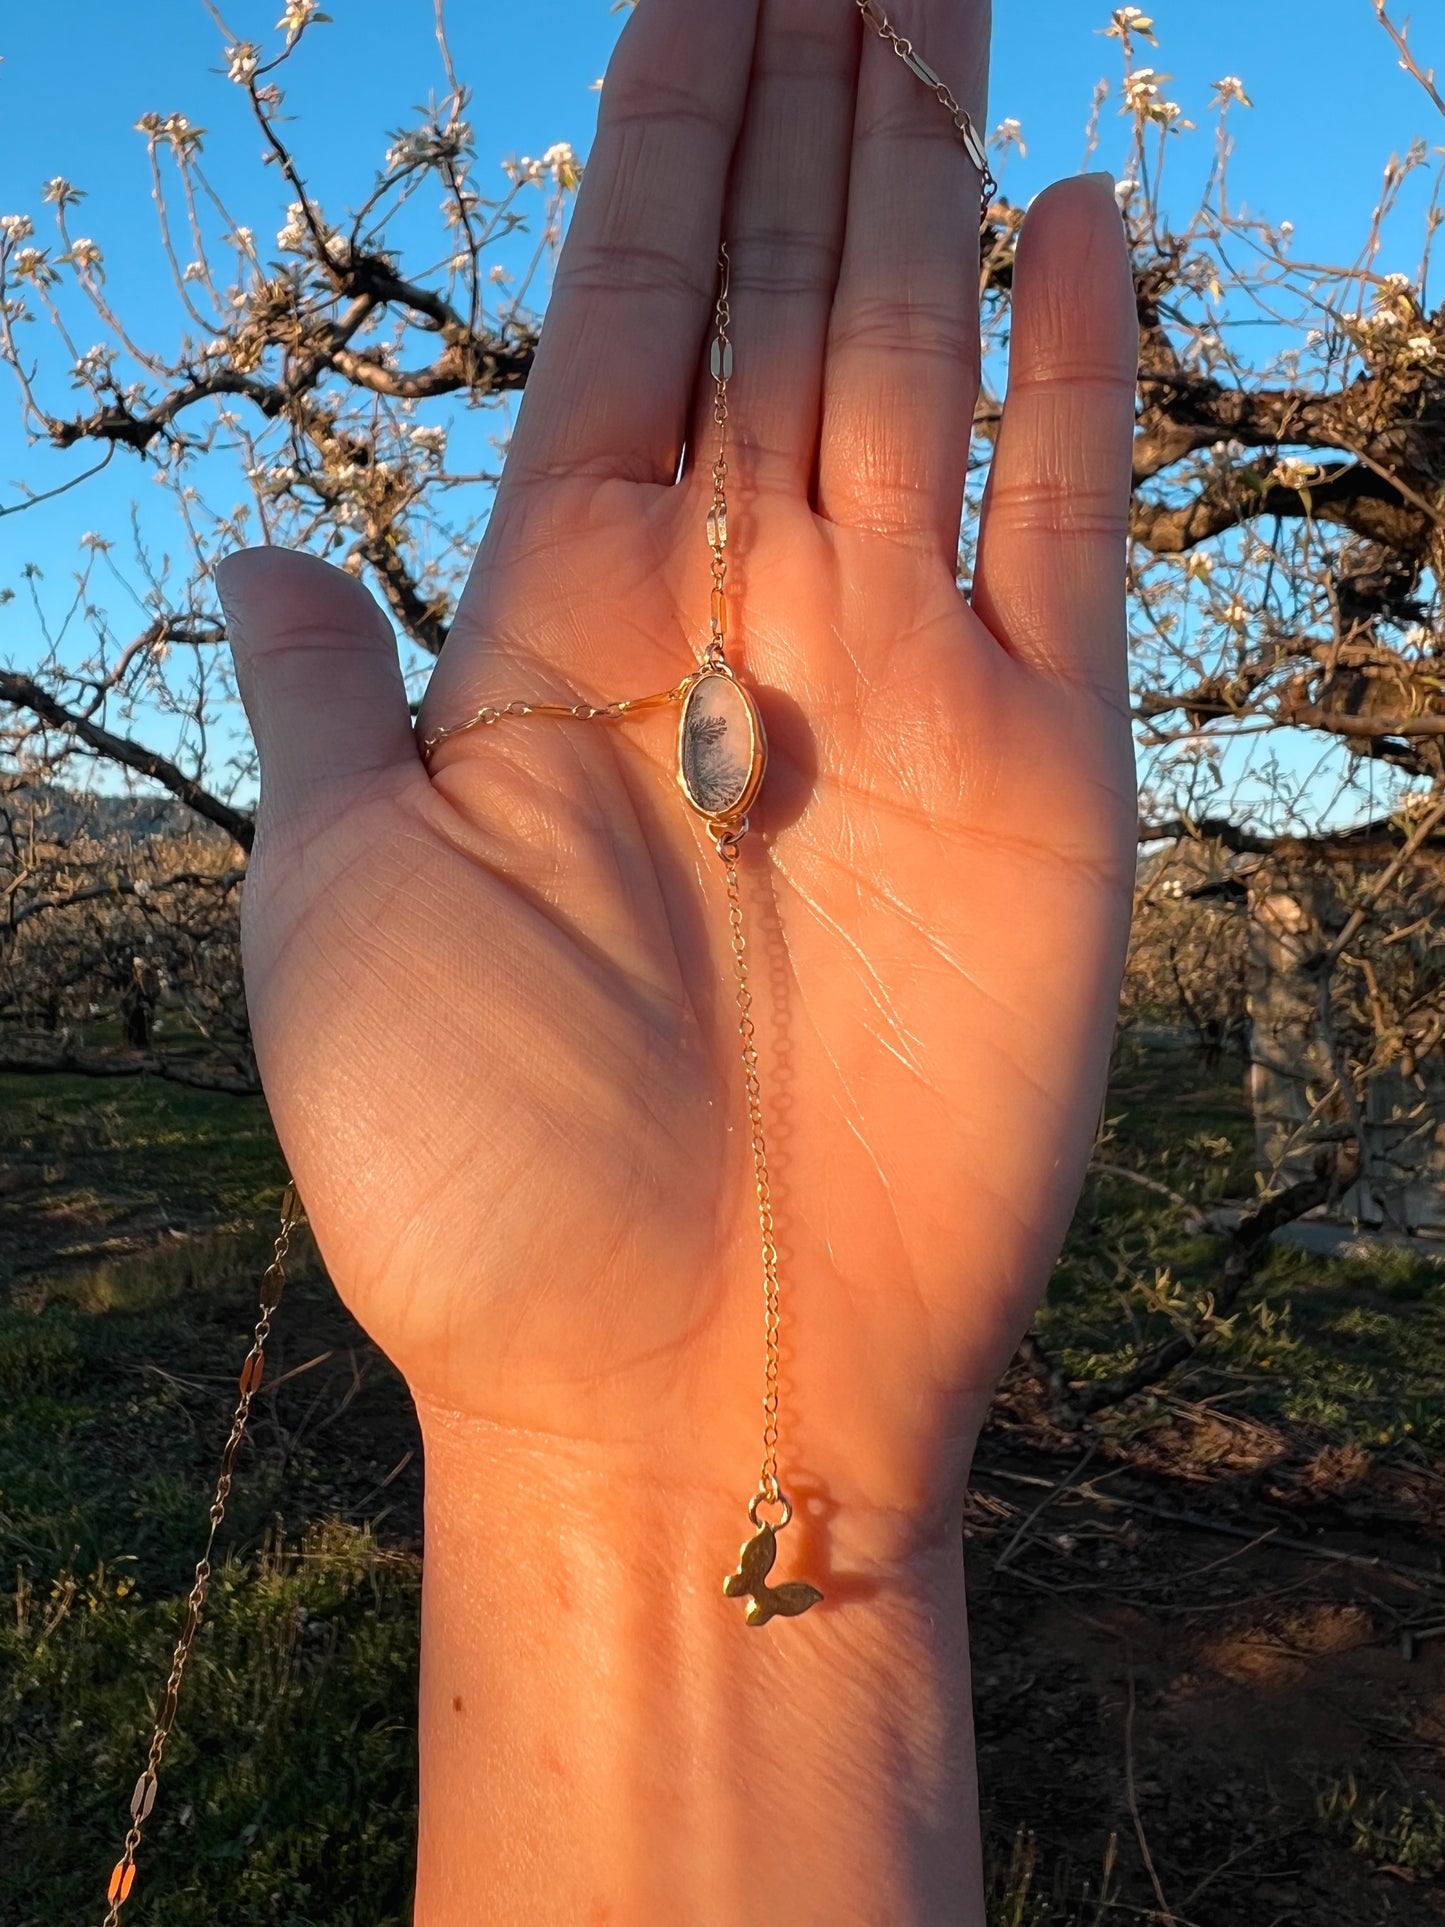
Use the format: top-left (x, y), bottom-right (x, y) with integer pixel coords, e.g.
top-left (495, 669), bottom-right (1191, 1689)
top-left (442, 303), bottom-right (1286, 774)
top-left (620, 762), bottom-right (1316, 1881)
top-left (217, 546), bottom-right (419, 822)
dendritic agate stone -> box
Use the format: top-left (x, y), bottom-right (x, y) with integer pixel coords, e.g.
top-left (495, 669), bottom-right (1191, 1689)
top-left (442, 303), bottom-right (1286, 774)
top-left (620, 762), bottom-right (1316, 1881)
top-left (677, 670), bottom-right (766, 821)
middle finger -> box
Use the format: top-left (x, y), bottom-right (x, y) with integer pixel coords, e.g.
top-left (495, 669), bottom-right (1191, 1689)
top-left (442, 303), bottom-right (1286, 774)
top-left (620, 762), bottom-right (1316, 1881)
top-left (686, 0), bottom-right (861, 503)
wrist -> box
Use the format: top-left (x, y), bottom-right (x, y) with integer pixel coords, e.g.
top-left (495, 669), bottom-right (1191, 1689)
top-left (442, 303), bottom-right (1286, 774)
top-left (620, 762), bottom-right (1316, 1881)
top-left (412, 1403), bottom-right (984, 1927)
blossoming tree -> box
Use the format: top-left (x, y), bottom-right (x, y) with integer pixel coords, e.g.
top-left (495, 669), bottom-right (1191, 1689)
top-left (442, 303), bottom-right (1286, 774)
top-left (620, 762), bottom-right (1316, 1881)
top-left (3, 1), bottom-right (1444, 1260)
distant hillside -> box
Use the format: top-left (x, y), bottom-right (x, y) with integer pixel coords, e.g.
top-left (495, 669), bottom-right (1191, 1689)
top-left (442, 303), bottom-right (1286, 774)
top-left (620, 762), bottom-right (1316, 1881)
top-left (0, 783), bottom-right (237, 847)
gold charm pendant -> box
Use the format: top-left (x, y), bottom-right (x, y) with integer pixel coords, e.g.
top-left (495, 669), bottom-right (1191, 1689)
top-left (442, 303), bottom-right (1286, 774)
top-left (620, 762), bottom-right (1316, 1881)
top-left (724, 1496), bottom-right (823, 1627)
top-left (676, 666), bottom-right (767, 823)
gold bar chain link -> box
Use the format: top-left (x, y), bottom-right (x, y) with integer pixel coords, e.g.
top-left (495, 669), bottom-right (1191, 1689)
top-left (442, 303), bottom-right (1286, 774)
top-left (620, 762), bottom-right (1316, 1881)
top-left (855, 0), bottom-right (998, 227)
top-left (419, 682), bottom-right (692, 764)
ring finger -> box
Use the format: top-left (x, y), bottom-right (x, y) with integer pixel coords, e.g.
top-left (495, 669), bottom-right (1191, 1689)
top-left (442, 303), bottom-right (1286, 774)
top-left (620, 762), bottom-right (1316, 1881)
top-left (816, 0), bottom-right (991, 560)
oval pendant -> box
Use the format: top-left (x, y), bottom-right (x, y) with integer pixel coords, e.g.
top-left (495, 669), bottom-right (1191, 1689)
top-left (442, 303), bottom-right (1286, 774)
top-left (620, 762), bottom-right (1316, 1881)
top-left (677, 670), bottom-right (767, 823)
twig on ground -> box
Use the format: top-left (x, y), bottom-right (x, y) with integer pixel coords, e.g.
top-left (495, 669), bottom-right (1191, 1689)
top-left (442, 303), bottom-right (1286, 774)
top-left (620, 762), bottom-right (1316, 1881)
top-left (975, 1467), bottom-right (1442, 1588)
top-left (1125, 1657), bottom-right (1177, 1924)
top-left (994, 1446), bottom-right (1100, 1571)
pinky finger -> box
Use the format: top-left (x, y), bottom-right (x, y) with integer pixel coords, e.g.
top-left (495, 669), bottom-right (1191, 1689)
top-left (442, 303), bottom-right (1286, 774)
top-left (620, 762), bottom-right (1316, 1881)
top-left (971, 173), bottom-right (1138, 699)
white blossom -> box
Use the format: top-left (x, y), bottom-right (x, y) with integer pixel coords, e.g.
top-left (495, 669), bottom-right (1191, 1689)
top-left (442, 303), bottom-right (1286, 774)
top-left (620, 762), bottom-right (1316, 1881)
top-left (387, 128), bottom-right (434, 169)
top-left (225, 41), bottom-right (260, 84)
top-left (1122, 69), bottom-right (1190, 129)
top-left (278, 0), bottom-right (330, 37)
top-left (993, 118), bottom-right (1026, 157)
top-left (540, 140), bottom-right (581, 188)
top-left (1105, 8), bottom-right (1156, 41)
top-left (276, 202), bottom-right (310, 251)
top-left (1210, 75), bottom-right (1253, 110)
top-left (12, 247), bottom-right (57, 285)
top-left (0, 214), bottom-right (34, 243)
top-left (1271, 457), bottom-right (1318, 490)
top-left (505, 144), bottom-right (579, 188)
top-left (159, 114), bottom-right (202, 154)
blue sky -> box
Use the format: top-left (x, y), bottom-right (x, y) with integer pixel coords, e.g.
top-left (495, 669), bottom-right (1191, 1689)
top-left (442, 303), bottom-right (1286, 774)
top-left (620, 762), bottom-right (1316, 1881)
top-left (0, 0), bottom-right (1439, 808)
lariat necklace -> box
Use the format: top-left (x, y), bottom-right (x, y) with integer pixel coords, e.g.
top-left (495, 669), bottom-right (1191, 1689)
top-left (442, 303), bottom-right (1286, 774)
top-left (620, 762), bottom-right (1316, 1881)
top-left (102, 4), bottom-right (993, 1912)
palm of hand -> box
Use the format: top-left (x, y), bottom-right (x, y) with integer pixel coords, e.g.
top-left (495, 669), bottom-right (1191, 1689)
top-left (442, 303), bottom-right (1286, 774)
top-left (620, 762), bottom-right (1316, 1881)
top-left (239, 487), bottom-right (1131, 1532)
top-left (224, 1), bottom-right (1138, 1549)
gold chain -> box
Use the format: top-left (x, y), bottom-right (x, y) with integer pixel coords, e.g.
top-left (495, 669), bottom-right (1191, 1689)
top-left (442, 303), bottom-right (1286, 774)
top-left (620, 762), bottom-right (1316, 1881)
top-left (707, 242), bottom-right (733, 662)
top-left (102, 1186), bottom-right (304, 1923)
top-left (419, 682), bottom-right (691, 760)
top-left (855, 0), bottom-right (998, 228)
top-left (716, 832), bottom-right (783, 1509)
top-left (101, 6), bottom-right (994, 1908)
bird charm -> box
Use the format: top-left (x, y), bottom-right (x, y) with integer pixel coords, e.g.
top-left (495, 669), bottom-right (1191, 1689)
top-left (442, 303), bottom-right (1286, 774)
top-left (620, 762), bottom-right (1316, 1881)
top-left (723, 1520), bottom-right (824, 1626)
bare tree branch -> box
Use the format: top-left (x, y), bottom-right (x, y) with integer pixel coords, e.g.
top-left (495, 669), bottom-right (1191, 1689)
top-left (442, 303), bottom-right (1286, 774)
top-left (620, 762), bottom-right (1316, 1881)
top-left (0, 670), bottom-right (254, 851)
top-left (4, 866), bottom-right (245, 929)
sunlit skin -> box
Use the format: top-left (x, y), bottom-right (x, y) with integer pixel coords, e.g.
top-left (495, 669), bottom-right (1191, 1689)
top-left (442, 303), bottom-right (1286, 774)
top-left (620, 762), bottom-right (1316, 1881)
top-left (218, 1), bottom-right (1138, 1920)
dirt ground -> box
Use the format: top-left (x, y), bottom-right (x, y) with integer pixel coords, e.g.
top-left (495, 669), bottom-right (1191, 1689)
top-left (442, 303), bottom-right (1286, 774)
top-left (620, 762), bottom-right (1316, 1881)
top-left (166, 1233), bottom-right (1445, 1925)
top-left (8, 1158), bottom-right (1445, 1924)
top-left (969, 1395), bottom-right (1445, 1924)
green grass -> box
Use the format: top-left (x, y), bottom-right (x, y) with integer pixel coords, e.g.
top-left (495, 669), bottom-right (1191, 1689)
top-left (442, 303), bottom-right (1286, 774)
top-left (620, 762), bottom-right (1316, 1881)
top-left (985, 1832), bottom-right (1124, 1926)
top-left (1, 1073), bottom-right (420, 1923)
top-left (3, 1524), bottom-right (420, 1927)
top-left (0, 1070), bottom-right (283, 1240)
top-left (1042, 1040), bottom-right (1445, 1452)
top-left (1317, 1774), bottom-right (1445, 1881)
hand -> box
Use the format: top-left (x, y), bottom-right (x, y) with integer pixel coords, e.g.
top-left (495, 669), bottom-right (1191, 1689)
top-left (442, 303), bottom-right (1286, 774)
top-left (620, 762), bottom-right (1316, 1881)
top-left (220, 3), bottom-right (1140, 1911)
top-left (220, 2), bottom-right (1136, 1915)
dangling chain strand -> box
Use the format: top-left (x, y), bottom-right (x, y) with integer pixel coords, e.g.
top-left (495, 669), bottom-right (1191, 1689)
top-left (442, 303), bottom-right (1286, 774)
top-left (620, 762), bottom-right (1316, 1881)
top-left (101, 1187), bottom-right (304, 1923)
top-left (702, 280), bottom-right (821, 1623)
top-left (102, 9), bottom-right (993, 1912)
top-left (716, 835), bottom-right (783, 1509)
top-left (705, 265), bottom-right (780, 1517)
